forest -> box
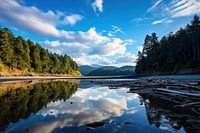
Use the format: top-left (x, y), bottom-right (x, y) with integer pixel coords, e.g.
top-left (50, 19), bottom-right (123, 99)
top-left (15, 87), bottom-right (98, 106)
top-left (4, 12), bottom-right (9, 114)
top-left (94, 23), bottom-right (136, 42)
top-left (0, 28), bottom-right (80, 76)
top-left (135, 15), bottom-right (200, 74)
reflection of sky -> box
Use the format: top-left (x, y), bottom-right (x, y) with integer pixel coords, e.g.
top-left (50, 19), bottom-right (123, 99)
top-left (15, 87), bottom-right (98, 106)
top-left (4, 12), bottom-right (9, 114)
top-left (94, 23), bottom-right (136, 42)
top-left (41, 87), bottom-right (140, 117)
top-left (32, 87), bottom-right (139, 133)
top-left (5, 81), bottom-right (178, 133)
top-left (5, 83), bottom-right (140, 133)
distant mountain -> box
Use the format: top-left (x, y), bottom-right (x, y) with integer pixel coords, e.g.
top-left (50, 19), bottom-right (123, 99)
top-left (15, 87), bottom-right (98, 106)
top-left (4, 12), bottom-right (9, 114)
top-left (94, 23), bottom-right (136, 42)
top-left (118, 66), bottom-right (136, 71)
top-left (79, 65), bottom-right (116, 76)
top-left (79, 65), bottom-right (97, 76)
top-left (87, 66), bottom-right (135, 76)
top-left (91, 64), bottom-right (103, 68)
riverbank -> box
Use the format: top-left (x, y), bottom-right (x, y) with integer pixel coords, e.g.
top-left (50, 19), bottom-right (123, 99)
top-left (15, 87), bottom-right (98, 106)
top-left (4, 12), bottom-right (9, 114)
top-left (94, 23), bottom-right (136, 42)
top-left (0, 75), bottom-right (135, 82)
top-left (137, 74), bottom-right (200, 80)
top-left (1, 74), bottom-right (200, 83)
top-left (0, 69), bottom-right (82, 77)
top-left (135, 68), bottom-right (200, 77)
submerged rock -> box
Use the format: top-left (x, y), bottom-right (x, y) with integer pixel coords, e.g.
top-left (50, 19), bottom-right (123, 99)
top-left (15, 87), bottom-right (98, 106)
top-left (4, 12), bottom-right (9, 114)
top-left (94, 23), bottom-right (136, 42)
top-left (86, 121), bottom-right (105, 128)
top-left (86, 127), bottom-right (91, 130)
top-left (124, 121), bottom-right (131, 124)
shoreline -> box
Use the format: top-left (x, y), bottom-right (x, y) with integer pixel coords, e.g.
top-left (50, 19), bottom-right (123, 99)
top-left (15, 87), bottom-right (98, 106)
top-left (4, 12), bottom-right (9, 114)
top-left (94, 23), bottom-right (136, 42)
top-left (1, 74), bottom-right (200, 83)
top-left (0, 75), bottom-right (135, 82)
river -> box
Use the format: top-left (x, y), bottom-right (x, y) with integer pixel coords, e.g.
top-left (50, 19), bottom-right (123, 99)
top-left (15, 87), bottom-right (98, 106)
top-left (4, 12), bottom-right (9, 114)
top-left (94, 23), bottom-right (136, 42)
top-left (0, 76), bottom-right (199, 133)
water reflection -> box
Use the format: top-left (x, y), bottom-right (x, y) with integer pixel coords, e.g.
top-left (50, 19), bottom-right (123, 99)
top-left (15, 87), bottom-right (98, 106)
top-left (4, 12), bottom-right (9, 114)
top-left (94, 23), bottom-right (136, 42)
top-left (137, 91), bottom-right (200, 133)
top-left (21, 87), bottom-right (139, 133)
top-left (0, 80), bottom-right (78, 132)
top-left (1, 80), bottom-right (141, 133)
top-left (0, 79), bottom-right (198, 133)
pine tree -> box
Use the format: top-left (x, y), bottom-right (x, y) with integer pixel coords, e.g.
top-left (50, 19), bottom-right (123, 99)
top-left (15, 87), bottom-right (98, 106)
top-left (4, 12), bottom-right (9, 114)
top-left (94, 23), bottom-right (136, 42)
top-left (0, 28), bottom-right (14, 67)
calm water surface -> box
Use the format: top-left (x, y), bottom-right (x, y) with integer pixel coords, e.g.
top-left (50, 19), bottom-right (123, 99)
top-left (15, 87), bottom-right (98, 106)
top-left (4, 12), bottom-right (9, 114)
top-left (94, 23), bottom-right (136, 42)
top-left (0, 79), bottom-right (198, 133)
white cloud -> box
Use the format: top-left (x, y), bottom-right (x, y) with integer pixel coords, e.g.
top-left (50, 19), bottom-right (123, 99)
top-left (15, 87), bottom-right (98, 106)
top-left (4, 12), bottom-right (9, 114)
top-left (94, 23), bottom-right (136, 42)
top-left (96, 57), bottom-right (113, 65)
top-left (64, 14), bottom-right (83, 25)
top-left (71, 53), bottom-right (103, 66)
top-left (43, 38), bottom-right (137, 66)
top-left (147, 0), bottom-right (200, 18)
top-left (152, 18), bottom-right (173, 25)
top-left (74, 27), bottom-right (109, 45)
top-left (0, 0), bottom-right (136, 67)
top-left (43, 40), bottom-right (89, 56)
top-left (111, 25), bottom-right (125, 35)
top-left (124, 39), bottom-right (135, 46)
top-left (170, 0), bottom-right (200, 18)
top-left (106, 25), bottom-right (125, 37)
top-left (91, 0), bottom-right (103, 13)
top-left (90, 38), bottom-right (126, 56)
top-left (115, 53), bottom-right (137, 65)
top-left (136, 46), bottom-right (143, 52)
top-left (0, 0), bottom-right (84, 38)
top-left (43, 30), bottom-right (126, 56)
top-left (147, 0), bottom-right (163, 13)
top-left (44, 40), bottom-right (61, 48)
top-left (152, 20), bottom-right (164, 25)
top-left (43, 37), bottom-right (128, 66)
top-left (108, 32), bottom-right (114, 37)
top-left (131, 17), bottom-right (144, 23)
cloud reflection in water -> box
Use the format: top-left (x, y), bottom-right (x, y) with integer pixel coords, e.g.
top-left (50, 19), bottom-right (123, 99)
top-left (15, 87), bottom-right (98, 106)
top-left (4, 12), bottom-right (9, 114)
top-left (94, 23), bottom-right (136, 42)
top-left (7, 86), bottom-right (139, 133)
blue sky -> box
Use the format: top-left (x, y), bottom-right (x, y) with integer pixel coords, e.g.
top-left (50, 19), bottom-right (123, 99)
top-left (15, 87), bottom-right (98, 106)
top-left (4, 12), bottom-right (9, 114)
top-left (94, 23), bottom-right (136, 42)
top-left (0, 0), bottom-right (200, 66)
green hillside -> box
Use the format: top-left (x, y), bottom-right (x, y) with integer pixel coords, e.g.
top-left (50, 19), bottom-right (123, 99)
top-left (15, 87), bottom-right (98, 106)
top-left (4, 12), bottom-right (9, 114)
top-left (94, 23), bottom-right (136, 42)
top-left (87, 66), bottom-right (135, 76)
top-left (79, 65), bottom-right (97, 76)
top-left (0, 27), bottom-right (81, 76)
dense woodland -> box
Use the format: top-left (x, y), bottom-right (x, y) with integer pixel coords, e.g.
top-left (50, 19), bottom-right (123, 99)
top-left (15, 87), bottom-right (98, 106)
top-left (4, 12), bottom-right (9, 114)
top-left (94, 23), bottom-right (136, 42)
top-left (135, 15), bottom-right (200, 74)
top-left (0, 28), bottom-right (80, 76)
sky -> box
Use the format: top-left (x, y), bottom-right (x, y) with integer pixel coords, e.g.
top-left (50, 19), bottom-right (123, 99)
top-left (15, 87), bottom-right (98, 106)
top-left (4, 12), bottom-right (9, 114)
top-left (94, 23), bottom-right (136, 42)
top-left (0, 0), bottom-right (200, 67)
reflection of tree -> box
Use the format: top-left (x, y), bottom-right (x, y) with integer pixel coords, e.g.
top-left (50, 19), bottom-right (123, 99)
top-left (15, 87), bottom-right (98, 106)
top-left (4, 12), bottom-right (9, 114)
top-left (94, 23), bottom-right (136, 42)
top-left (0, 81), bottom-right (78, 131)
top-left (138, 92), bottom-right (200, 132)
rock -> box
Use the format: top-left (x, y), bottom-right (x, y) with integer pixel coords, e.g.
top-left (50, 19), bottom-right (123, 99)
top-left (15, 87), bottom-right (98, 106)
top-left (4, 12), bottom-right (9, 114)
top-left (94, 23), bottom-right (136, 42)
top-left (86, 121), bottom-right (105, 128)
top-left (86, 127), bottom-right (91, 130)
top-left (172, 123), bottom-right (180, 130)
top-left (124, 121), bottom-right (131, 124)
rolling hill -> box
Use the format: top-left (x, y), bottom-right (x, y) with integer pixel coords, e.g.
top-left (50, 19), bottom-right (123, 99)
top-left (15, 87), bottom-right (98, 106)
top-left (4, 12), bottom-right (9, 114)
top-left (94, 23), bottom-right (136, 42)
top-left (87, 66), bottom-right (135, 76)
top-left (79, 65), bottom-right (97, 76)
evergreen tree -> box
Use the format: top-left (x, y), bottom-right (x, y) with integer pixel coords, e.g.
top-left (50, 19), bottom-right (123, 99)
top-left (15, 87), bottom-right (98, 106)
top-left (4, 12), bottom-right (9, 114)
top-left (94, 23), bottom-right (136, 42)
top-left (22, 40), bottom-right (31, 70)
top-left (135, 15), bottom-right (200, 74)
top-left (0, 27), bottom-right (80, 75)
top-left (31, 44), bottom-right (42, 72)
top-left (13, 36), bottom-right (26, 69)
top-left (0, 28), bottom-right (14, 67)
top-left (40, 49), bottom-right (50, 73)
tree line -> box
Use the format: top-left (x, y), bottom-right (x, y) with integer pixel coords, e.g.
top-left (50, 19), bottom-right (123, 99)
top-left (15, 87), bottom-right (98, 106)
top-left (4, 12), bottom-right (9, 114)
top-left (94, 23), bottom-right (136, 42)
top-left (0, 28), bottom-right (79, 75)
top-left (135, 15), bottom-right (200, 74)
